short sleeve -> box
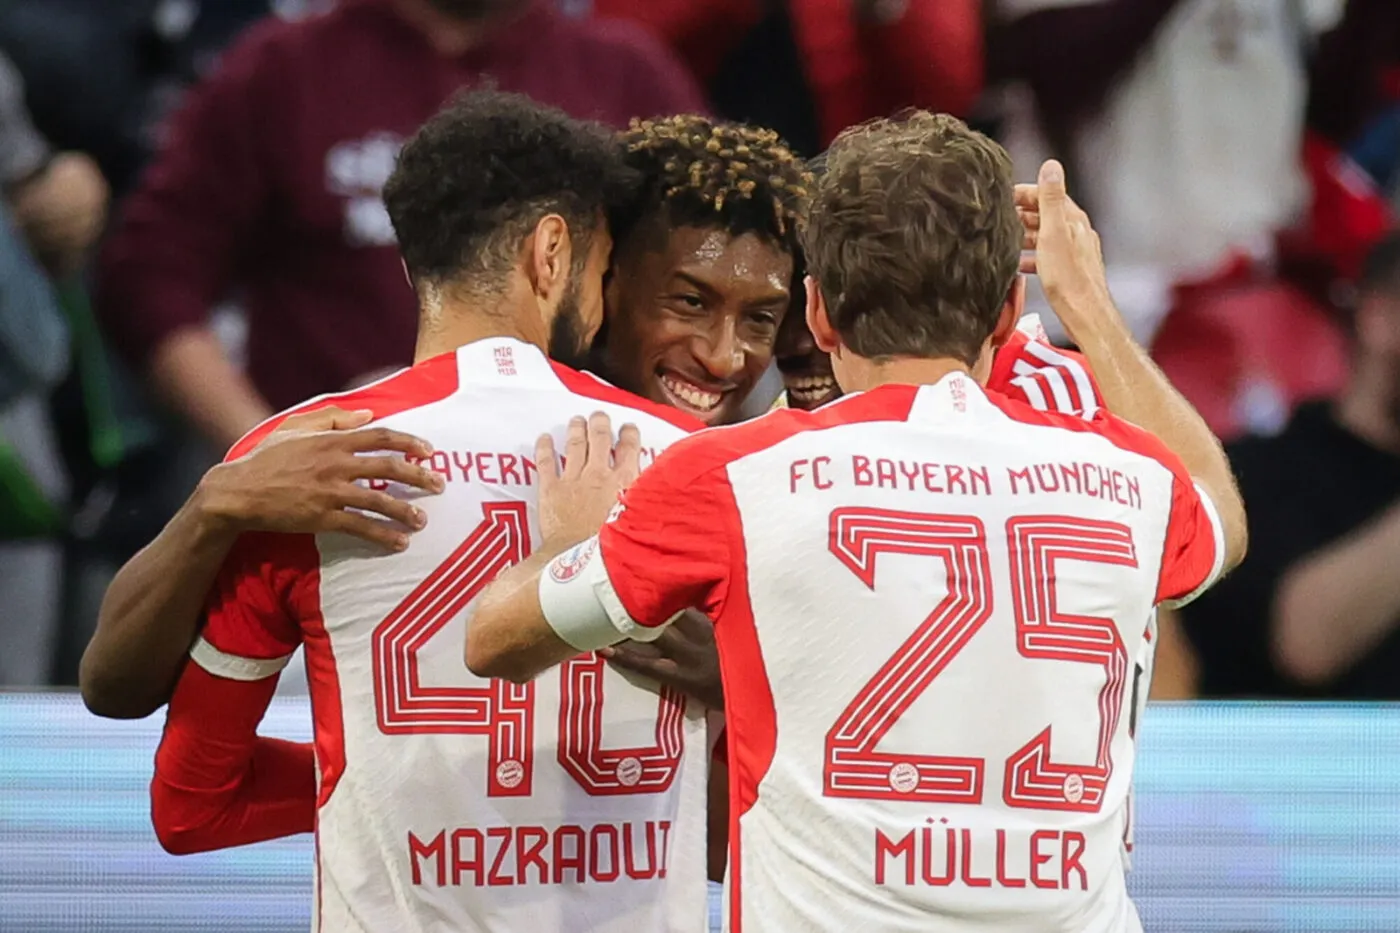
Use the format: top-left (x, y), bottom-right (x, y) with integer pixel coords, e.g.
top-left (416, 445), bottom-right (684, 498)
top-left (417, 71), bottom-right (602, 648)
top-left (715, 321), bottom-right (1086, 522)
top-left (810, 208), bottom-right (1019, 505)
top-left (191, 532), bottom-right (316, 681)
top-left (1156, 475), bottom-right (1227, 608)
top-left (596, 461), bottom-right (734, 631)
top-left (988, 320), bottom-right (1104, 420)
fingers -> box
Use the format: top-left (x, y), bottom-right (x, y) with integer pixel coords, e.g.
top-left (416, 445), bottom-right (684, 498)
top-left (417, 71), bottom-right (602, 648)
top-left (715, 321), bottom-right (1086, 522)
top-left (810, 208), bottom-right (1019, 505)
top-left (535, 432), bottom-right (561, 494)
top-left (1037, 160), bottom-right (1068, 215)
top-left (349, 454), bottom-right (446, 494)
top-left (325, 510), bottom-right (411, 552)
top-left (342, 427), bottom-right (434, 459)
top-left (614, 422), bottom-right (642, 486)
top-left (585, 411), bottom-right (613, 474)
top-left (339, 484), bottom-right (428, 531)
top-left (1019, 254), bottom-right (1038, 275)
top-left (326, 408), bottom-right (375, 431)
top-left (603, 641), bottom-right (675, 678)
top-left (562, 416), bottom-right (588, 480)
top-left (273, 406), bottom-right (364, 436)
top-left (1013, 183), bottom-right (1040, 212)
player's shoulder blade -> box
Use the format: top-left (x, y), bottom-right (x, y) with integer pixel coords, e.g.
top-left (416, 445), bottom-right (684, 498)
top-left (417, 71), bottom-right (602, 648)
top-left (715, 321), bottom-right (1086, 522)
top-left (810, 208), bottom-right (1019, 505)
top-left (983, 389), bottom-right (1187, 478)
top-left (223, 353), bottom-right (459, 461)
top-left (546, 362), bottom-right (706, 434)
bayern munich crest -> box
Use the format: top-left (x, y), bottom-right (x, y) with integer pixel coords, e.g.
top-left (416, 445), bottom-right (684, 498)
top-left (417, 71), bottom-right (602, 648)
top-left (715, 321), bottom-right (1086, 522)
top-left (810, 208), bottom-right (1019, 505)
top-left (549, 538), bottom-right (598, 583)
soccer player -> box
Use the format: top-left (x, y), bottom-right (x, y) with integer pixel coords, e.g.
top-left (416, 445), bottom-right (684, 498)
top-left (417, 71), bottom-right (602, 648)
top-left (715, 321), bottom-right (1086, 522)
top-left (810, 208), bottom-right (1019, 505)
top-left (464, 114), bottom-right (1248, 932)
top-left (597, 115), bottom-right (806, 426)
top-left (78, 113), bottom-right (809, 721)
top-left (147, 91), bottom-right (716, 932)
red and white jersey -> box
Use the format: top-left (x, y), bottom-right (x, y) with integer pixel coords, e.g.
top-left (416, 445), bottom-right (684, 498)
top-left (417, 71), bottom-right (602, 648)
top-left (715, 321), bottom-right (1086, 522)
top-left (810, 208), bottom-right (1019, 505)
top-left (194, 339), bottom-right (711, 933)
top-left (561, 374), bottom-right (1225, 933)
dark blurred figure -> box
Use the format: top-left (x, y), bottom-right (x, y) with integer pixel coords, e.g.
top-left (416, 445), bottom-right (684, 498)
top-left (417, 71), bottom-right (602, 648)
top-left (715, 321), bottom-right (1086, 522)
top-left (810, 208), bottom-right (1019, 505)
top-left (578, 0), bottom-right (981, 156)
top-left (0, 46), bottom-right (109, 686)
top-left (98, 0), bottom-right (703, 454)
top-left (1168, 232), bottom-right (1400, 699)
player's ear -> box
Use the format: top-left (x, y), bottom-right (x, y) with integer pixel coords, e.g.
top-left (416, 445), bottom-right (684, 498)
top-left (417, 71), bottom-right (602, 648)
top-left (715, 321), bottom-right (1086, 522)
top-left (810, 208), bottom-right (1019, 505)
top-left (990, 276), bottom-right (1025, 349)
top-left (806, 276), bottom-right (840, 354)
top-left (528, 213), bottom-right (571, 306)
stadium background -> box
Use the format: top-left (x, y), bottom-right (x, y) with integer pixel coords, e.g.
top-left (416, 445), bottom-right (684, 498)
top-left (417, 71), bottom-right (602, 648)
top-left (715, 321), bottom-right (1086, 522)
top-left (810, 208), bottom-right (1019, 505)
top-left (2, 0), bottom-right (1399, 930)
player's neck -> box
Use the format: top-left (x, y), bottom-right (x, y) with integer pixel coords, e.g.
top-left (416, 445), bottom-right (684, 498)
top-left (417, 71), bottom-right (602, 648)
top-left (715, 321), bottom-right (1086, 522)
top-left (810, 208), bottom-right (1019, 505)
top-left (834, 354), bottom-right (974, 395)
top-left (413, 292), bottom-right (549, 362)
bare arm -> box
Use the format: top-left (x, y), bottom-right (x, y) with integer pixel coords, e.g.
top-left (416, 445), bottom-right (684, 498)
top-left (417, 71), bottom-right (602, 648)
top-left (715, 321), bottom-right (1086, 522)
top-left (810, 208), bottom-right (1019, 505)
top-left (1148, 608), bottom-right (1199, 699)
top-left (150, 327), bottom-right (274, 453)
top-left (1271, 499), bottom-right (1400, 685)
top-left (467, 414), bottom-right (643, 683)
top-left (1020, 160), bottom-right (1247, 573)
top-left (81, 411), bottom-right (441, 719)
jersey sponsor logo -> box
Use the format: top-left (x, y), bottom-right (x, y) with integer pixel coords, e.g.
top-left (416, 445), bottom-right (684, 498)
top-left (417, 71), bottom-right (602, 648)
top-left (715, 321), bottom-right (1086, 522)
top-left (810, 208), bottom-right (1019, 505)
top-left (408, 818), bottom-right (673, 888)
top-left (549, 538), bottom-right (598, 584)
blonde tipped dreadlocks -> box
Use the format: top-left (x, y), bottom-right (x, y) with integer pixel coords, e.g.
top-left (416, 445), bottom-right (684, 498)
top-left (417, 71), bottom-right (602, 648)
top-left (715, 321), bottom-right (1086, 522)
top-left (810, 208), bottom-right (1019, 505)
top-left (618, 115), bottom-right (811, 245)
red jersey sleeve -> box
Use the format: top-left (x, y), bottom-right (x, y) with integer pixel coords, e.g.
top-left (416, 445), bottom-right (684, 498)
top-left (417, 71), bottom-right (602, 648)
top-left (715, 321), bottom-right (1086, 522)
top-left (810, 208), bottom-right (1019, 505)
top-left (190, 531), bottom-right (312, 680)
top-left (151, 531), bottom-right (320, 854)
top-left (1156, 470), bottom-right (1227, 608)
top-left (596, 453), bottom-right (736, 630)
top-left (988, 319), bottom-right (1105, 420)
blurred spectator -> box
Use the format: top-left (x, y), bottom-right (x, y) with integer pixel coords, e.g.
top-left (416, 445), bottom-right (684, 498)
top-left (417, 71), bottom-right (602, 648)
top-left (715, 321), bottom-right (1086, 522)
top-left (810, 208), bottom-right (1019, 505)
top-left (580, 0), bottom-right (982, 155)
top-left (989, 0), bottom-right (1343, 346)
top-left (0, 47), bottom-right (110, 685)
top-left (98, 0), bottom-right (703, 453)
top-left (1308, 0), bottom-right (1400, 153)
top-left (1168, 232), bottom-right (1400, 699)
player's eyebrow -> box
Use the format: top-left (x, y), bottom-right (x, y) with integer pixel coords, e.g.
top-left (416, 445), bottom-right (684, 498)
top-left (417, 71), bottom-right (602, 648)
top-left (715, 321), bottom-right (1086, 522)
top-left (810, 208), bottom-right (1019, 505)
top-left (669, 270), bottom-right (721, 298)
top-left (672, 270), bottom-right (789, 307)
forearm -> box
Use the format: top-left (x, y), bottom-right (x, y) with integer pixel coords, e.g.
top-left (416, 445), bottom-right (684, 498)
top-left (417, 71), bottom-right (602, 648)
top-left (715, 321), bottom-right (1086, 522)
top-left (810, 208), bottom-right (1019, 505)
top-left (81, 484), bottom-right (238, 718)
top-left (467, 543), bottom-right (584, 684)
top-left (1070, 306), bottom-right (1246, 569)
top-left (152, 665), bottom-right (316, 855)
top-left (153, 735), bottom-right (316, 854)
top-left (150, 326), bottom-right (273, 452)
top-left (1272, 502), bottom-right (1400, 685)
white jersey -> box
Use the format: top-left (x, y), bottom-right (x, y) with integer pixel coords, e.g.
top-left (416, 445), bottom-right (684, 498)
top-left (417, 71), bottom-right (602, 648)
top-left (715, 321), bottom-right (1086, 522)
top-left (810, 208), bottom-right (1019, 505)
top-left (543, 373), bottom-right (1225, 933)
top-left (192, 338), bottom-right (711, 933)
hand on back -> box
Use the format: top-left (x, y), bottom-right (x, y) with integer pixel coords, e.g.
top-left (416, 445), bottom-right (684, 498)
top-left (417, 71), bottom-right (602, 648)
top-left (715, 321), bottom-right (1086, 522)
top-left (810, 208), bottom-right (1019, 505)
top-left (197, 407), bottom-right (445, 551)
top-left (535, 411), bottom-right (642, 549)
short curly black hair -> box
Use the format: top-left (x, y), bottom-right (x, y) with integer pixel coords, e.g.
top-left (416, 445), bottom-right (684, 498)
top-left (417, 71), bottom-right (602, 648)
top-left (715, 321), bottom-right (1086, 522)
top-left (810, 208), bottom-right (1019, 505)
top-left (614, 115), bottom-right (811, 253)
top-left (383, 90), bottom-right (639, 296)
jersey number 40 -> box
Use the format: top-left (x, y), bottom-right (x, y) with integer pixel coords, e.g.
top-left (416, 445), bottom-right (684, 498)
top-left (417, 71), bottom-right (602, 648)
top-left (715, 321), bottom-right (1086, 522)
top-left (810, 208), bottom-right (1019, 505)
top-left (825, 508), bottom-right (1139, 814)
top-left (370, 502), bottom-right (685, 798)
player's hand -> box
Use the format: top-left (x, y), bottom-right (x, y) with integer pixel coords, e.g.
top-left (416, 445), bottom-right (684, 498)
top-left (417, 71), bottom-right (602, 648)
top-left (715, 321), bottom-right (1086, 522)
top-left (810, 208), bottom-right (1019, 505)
top-left (535, 411), bottom-right (641, 549)
top-left (1016, 160), bottom-right (1121, 344)
top-left (195, 406), bottom-right (444, 551)
top-left (600, 610), bottom-right (723, 710)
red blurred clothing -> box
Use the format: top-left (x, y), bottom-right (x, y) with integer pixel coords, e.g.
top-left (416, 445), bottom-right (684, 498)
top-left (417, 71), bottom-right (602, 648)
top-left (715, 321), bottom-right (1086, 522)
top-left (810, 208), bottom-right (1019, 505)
top-left (98, 0), bottom-right (704, 411)
top-left (589, 0), bottom-right (982, 146)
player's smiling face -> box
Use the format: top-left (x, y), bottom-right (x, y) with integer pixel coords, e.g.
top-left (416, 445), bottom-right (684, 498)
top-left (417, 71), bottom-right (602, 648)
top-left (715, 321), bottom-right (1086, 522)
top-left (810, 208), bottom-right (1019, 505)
top-left (774, 296), bottom-right (839, 410)
top-left (602, 226), bottom-right (792, 424)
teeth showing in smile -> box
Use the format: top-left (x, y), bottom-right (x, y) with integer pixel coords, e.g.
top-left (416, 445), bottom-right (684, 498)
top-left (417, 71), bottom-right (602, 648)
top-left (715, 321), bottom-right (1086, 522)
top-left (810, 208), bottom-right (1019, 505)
top-left (787, 375), bottom-right (837, 403)
top-left (660, 372), bottom-right (723, 412)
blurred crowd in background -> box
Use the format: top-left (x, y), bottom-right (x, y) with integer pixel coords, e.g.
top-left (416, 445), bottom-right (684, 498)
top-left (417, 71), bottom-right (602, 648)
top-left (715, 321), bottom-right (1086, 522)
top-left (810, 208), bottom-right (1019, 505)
top-left (0, 0), bottom-right (1397, 701)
